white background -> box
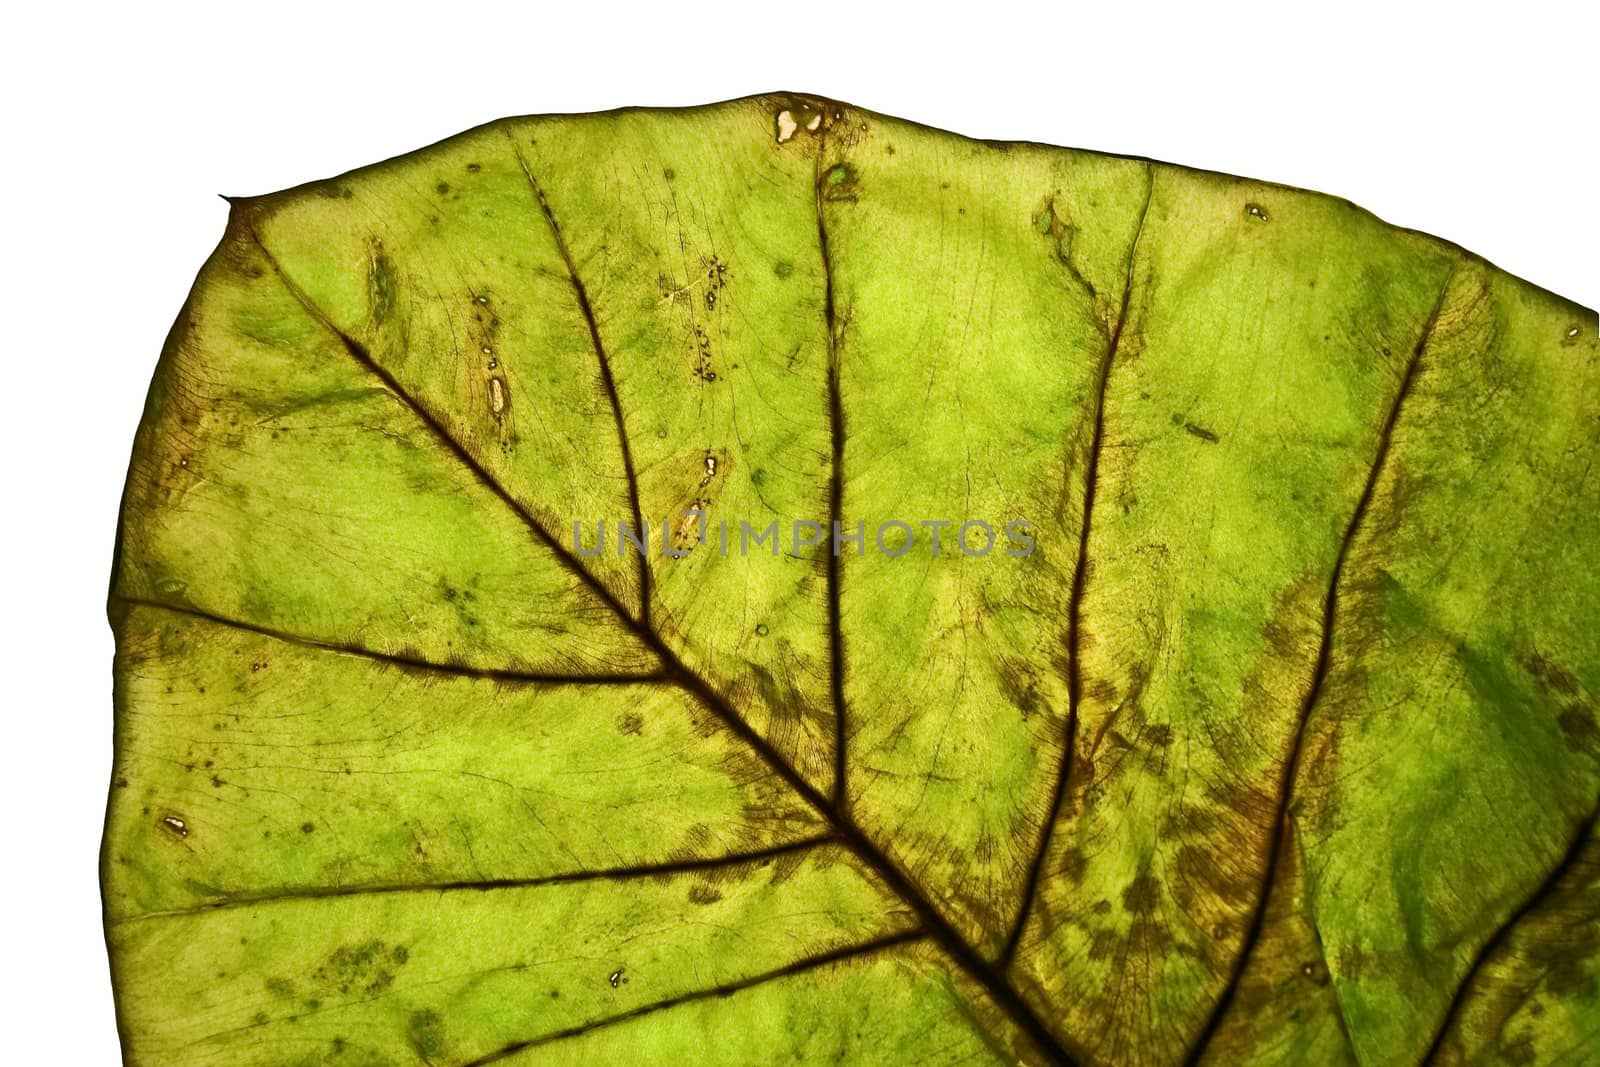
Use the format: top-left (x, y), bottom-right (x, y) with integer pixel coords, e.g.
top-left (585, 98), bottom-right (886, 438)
top-left (1, 2), bottom-right (1593, 1060)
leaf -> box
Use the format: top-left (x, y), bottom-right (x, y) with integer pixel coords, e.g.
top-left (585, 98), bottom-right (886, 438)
top-left (105, 94), bottom-right (1600, 1066)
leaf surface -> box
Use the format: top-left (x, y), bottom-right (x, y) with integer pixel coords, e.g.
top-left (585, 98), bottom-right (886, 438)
top-left (106, 94), bottom-right (1600, 1066)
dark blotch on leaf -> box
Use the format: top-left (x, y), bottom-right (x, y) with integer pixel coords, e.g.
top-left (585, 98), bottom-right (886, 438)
top-left (1557, 706), bottom-right (1599, 751)
top-left (407, 1010), bottom-right (445, 1059)
top-left (688, 883), bottom-right (723, 905)
top-left (822, 163), bottom-right (860, 202)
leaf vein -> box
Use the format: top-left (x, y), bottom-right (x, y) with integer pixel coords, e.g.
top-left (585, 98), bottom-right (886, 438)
top-left (1002, 163), bottom-right (1155, 968)
top-left (112, 834), bottom-right (840, 923)
top-left (1419, 792), bottom-right (1600, 1065)
top-left (248, 225), bottom-right (648, 640)
top-left (816, 124), bottom-right (849, 812)
top-left (502, 124), bottom-right (652, 627)
top-left (459, 929), bottom-right (929, 1066)
top-left (242, 158), bottom-right (1076, 1067)
top-left (1184, 264), bottom-right (1458, 1063)
top-left (117, 598), bottom-right (665, 686)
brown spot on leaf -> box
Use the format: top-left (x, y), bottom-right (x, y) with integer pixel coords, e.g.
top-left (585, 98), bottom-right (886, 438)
top-left (1335, 943), bottom-right (1372, 980)
top-left (996, 655), bottom-right (1042, 718)
top-left (1057, 848), bottom-right (1088, 882)
top-left (315, 940), bottom-right (399, 996)
top-left (1557, 705), bottom-right (1598, 752)
top-left (1524, 652), bottom-right (1580, 696)
top-left (1087, 927), bottom-right (1120, 962)
top-left (822, 163), bottom-right (860, 202)
top-left (1122, 871), bottom-right (1159, 914)
top-left (688, 883), bottom-right (723, 905)
top-left (1087, 678), bottom-right (1118, 704)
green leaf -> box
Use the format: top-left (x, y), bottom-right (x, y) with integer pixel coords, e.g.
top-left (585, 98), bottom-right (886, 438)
top-left (106, 94), bottom-right (1600, 1066)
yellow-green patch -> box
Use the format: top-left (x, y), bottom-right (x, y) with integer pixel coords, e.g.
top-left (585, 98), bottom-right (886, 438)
top-left (107, 94), bottom-right (1599, 1065)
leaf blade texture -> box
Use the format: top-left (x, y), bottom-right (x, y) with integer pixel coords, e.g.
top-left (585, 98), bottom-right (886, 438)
top-left (106, 94), bottom-right (1600, 1066)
